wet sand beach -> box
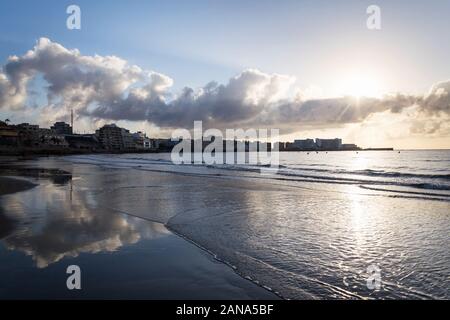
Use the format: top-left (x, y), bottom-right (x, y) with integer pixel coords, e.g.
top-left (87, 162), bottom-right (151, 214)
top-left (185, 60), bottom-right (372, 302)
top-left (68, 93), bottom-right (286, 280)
top-left (0, 157), bottom-right (278, 299)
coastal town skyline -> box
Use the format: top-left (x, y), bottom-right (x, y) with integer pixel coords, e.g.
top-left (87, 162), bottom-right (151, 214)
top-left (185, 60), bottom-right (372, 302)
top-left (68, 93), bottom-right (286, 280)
top-left (1, 118), bottom-right (370, 153)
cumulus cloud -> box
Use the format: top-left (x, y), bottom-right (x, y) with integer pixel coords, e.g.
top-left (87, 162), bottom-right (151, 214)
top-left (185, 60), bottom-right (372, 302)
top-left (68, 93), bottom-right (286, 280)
top-left (0, 38), bottom-right (449, 134)
top-left (0, 60), bottom-right (29, 110)
top-left (420, 80), bottom-right (450, 114)
top-left (1, 38), bottom-right (145, 121)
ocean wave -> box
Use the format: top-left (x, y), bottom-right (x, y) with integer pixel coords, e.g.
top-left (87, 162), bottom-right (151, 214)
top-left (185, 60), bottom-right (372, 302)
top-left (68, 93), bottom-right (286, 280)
top-left (359, 185), bottom-right (450, 198)
top-left (64, 154), bottom-right (450, 192)
top-left (283, 167), bottom-right (450, 180)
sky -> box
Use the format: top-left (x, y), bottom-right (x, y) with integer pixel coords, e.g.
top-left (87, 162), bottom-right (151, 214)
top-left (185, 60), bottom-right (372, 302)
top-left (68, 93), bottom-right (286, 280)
top-left (0, 0), bottom-right (449, 148)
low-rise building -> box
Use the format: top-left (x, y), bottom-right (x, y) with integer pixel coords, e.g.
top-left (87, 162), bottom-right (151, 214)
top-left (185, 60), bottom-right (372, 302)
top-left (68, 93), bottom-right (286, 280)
top-left (96, 124), bottom-right (136, 151)
top-left (51, 122), bottom-right (73, 135)
top-left (131, 131), bottom-right (154, 150)
top-left (96, 124), bottom-right (124, 150)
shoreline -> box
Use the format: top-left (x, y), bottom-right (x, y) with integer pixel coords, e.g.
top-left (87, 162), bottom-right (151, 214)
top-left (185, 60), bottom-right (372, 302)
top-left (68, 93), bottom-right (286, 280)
top-left (166, 225), bottom-right (285, 299)
top-left (0, 147), bottom-right (167, 156)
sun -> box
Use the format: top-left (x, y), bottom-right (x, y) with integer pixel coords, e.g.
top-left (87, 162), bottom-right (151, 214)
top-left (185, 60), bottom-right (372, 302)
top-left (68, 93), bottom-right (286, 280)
top-left (339, 73), bottom-right (383, 98)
